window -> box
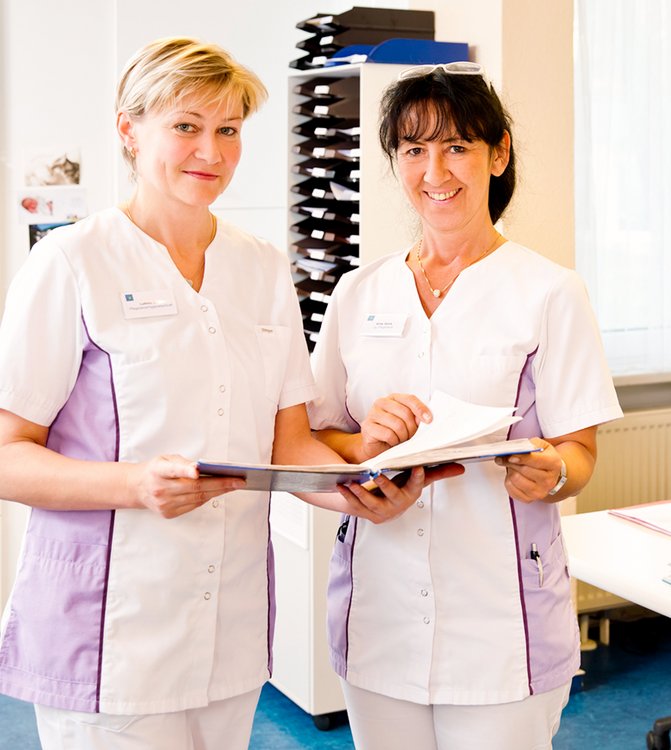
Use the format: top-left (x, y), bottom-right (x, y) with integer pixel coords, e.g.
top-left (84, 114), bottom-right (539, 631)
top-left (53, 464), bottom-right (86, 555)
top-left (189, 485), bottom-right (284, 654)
top-left (574, 0), bottom-right (671, 380)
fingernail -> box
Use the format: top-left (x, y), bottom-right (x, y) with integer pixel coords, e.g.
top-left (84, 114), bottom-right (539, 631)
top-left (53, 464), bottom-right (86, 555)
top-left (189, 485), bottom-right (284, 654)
top-left (422, 412), bottom-right (432, 423)
top-left (509, 456), bottom-right (520, 464)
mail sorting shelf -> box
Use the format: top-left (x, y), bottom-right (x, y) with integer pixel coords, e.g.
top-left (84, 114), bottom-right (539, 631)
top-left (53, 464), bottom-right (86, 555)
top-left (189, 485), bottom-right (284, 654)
top-left (290, 72), bottom-right (360, 352)
top-left (291, 7), bottom-right (434, 70)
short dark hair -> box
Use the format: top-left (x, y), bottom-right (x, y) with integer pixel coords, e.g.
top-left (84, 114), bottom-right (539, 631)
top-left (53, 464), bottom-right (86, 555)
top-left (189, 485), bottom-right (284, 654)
top-left (379, 70), bottom-right (516, 224)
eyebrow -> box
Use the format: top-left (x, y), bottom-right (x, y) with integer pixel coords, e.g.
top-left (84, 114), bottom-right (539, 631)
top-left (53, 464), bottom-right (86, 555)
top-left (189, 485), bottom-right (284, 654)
top-left (174, 110), bottom-right (244, 121)
top-left (400, 134), bottom-right (464, 143)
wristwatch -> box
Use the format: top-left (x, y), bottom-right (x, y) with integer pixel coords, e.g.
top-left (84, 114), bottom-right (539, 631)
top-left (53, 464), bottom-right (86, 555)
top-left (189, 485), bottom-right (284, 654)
top-left (548, 459), bottom-right (567, 496)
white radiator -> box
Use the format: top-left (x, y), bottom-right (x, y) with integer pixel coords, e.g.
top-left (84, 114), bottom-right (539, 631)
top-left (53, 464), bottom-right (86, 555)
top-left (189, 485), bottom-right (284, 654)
top-left (575, 408), bottom-right (671, 612)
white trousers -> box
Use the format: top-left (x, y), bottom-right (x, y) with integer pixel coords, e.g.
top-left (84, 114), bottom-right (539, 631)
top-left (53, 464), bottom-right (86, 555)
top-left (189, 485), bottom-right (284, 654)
top-left (342, 680), bottom-right (571, 750)
top-left (34, 687), bottom-right (262, 750)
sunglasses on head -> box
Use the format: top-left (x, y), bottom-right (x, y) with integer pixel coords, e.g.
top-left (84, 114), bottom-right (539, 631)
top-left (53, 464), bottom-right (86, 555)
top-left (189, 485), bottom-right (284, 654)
top-left (398, 61), bottom-right (489, 86)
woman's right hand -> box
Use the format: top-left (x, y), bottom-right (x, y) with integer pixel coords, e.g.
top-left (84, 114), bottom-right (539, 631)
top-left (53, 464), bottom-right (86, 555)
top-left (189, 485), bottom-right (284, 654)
top-left (130, 454), bottom-right (246, 519)
top-left (359, 393), bottom-right (432, 459)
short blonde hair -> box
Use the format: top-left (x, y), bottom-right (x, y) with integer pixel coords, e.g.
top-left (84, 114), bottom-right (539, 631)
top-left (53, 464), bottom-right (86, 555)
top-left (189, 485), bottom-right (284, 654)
top-left (116, 37), bottom-right (268, 170)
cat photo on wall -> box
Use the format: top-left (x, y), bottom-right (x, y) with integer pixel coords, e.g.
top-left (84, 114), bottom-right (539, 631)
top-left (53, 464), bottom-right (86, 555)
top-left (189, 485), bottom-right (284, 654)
top-left (24, 149), bottom-right (81, 186)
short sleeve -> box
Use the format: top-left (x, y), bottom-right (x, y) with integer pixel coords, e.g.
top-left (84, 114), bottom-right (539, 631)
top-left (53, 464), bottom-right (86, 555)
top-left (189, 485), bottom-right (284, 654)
top-left (0, 238), bottom-right (83, 425)
top-left (533, 270), bottom-right (622, 437)
top-left (269, 248), bottom-right (317, 411)
top-left (307, 283), bottom-right (359, 432)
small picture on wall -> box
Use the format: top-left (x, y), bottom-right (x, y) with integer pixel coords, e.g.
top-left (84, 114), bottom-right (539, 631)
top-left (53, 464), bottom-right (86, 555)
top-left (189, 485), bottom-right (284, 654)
top-left (24, 149), bottom-right (81, 186)
top-left (17, 186), bottom-right (87, 224)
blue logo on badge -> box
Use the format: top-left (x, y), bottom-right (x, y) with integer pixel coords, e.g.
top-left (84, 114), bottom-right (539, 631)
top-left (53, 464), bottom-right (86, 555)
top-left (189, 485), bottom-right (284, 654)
top-left (124, 294), bottom-right (134, 301)
top-left (367, 314), bottom-right (375, 321)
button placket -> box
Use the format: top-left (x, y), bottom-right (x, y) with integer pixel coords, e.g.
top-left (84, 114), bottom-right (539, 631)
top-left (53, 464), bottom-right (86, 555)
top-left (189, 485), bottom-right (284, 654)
top-left (199, 304), bottom-right (229, 423)
top-left (417, 325), bottom-right (432, 362)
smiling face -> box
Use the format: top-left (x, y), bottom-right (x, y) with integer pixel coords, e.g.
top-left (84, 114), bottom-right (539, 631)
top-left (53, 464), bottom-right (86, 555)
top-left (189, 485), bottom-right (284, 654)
top-left (118, 91), bottom-right (244, 210)
top-left (395, 105), bottom-right (510, 236)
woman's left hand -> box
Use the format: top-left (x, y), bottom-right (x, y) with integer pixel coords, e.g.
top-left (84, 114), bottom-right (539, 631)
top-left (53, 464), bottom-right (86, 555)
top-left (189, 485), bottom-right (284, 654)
top-left (336, 462), bottom-right (464, 523)
top-left (495, 438), bottom-right (564, 503)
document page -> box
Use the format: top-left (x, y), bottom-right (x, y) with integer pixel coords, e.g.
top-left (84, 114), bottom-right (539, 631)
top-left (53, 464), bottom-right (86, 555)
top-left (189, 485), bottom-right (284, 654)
top-left (366, 391), bottom-right (520, 469)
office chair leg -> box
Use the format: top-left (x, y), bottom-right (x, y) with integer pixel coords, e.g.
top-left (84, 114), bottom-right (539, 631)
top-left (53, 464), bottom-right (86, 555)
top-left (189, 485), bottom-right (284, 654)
top-left (646, 716), bottom-right (671, 750)
top-left (312, 710), bottom-right (348, 731)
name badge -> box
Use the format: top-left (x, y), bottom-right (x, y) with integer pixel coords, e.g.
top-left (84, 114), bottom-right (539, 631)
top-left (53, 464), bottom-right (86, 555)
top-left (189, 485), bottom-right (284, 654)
top-left (361, 313), bottom-right (407, 337)
top-left (121, 290), bottom-right (178, 319)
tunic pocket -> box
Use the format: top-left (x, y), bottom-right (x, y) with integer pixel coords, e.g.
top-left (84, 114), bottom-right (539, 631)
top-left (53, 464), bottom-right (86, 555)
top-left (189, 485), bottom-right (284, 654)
top-left (521, 533), bottom-right (579, 684)
top-left (0, 527), bottom-right (110, 709)
top-left (465, 352), bottom-right (528, 408)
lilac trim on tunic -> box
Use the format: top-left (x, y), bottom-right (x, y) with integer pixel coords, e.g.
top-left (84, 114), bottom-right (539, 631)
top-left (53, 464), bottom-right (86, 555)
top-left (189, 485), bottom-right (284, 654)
top-left (0, 321), bottom-right (119, 712)
top-left (81, 316), bottom-right (121, 712)
top-left (508, 350), bottom-right (537, 694)
top-left (328, 399), bottom-right (359, 677)
top-left (327, 515), bottom-right (357, 678)
top-left (508, 349), bottom-right (580, 696)
top-left (344, 396), bottom-right (361, 431)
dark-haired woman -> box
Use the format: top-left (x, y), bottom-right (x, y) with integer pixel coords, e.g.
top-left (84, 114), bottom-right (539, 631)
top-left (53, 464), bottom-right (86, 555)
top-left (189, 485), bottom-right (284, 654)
top-left (308, 62), bottom-right (622, 749)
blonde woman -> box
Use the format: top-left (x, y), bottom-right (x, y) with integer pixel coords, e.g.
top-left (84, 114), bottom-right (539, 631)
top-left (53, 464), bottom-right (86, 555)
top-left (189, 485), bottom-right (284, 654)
top-left (0, 38), bottom-right (456, 750)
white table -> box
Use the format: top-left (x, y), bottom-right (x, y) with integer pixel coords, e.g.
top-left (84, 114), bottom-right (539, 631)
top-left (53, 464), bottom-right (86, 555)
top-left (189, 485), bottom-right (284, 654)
top-left (561, 508), bottom-right (671, 618)
top-left (561, 508), bottom-right (671, 748)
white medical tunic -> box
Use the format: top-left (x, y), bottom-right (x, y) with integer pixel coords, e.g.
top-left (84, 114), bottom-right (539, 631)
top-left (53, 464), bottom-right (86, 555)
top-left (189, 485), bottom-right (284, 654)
top-left (0, 208), bottom-right (316, 714)
top-left (308, 241), bottom-right (622, 706)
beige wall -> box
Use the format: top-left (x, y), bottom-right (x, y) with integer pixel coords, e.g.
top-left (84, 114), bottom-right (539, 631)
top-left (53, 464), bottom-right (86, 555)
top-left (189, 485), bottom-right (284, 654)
top-left (502, 0), bottom-right (574, 268)
top-left (422, 0), bottom-right (575, 268)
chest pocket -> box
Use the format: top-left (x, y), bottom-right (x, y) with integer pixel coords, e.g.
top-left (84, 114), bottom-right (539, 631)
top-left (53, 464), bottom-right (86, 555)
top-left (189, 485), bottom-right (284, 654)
top-left (254, 324), bottom-right (291, 404)
top-left (464, 352), bottom-right (528, 409)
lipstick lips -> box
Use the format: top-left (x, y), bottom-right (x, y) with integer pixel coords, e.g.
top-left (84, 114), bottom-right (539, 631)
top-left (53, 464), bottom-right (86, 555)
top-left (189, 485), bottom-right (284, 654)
top-left (184, 170), bottom-right (219, 180)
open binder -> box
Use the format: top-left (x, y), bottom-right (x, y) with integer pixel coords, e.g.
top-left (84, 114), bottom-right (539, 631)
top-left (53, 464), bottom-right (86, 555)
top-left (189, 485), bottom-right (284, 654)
top-left (198, 392), bottom-right (539, 493)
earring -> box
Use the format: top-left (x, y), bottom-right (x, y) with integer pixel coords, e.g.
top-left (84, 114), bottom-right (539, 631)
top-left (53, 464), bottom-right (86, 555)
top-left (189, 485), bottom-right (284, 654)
top-left (127, 146), bottom-right (136, 159)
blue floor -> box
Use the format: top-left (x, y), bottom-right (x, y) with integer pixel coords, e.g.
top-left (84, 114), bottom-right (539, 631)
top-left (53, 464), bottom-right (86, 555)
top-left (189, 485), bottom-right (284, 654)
top-left (1, 613), bottom-right (670, 749)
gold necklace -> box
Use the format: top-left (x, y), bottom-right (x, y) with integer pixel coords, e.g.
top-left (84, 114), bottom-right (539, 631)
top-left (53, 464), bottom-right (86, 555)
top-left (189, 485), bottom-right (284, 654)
top-left (123, 203), bottom-right (217, 286)
top-left (415, 233), bottom-right (501, 298)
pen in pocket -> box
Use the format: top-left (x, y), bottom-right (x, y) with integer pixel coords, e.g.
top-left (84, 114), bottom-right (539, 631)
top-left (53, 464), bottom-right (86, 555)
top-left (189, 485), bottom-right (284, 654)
top-left (531, 543), bottom-right (544, 587)
top-left (337, 517), bottom-right (350, 543)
